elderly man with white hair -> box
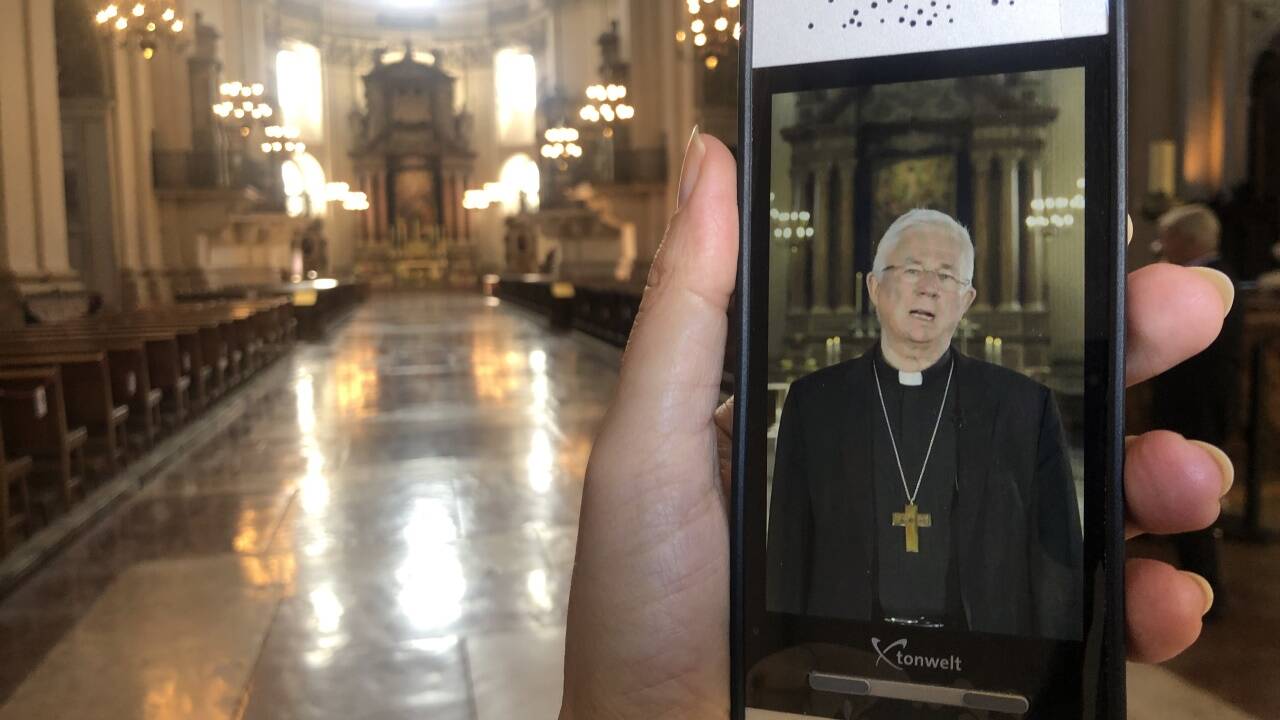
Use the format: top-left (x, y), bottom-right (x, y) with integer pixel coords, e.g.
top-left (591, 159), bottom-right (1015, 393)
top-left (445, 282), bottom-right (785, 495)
top-left (767, 208), bottom-right (1083, 640)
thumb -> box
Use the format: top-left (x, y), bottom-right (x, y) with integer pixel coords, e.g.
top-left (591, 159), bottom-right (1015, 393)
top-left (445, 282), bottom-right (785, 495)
top-left (610, 129), bottom-right (740, 443)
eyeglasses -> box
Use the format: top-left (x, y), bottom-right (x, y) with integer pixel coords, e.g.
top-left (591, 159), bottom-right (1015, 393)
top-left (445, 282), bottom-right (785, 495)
top-left (882, 265), bottom-right (971, 293)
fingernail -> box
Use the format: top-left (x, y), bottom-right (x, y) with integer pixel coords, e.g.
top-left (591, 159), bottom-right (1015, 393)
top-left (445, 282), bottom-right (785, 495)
top-left (1181, 571), bottom-right (1215, 617)
top-left (1188, 267), bottom-right (1236, 316)
top-left (677, 126), bottom-right (706, 210)
top-left (1189, 440), bottom-right (1235, 497)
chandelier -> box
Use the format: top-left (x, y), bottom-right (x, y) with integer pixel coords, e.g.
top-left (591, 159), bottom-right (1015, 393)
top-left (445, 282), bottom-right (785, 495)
top-left (541, 126), bottom-right (584, 164)
top-left (94, 2), bottom-right (186, 60)
top-left (579, 84), bottom-right (635, 138)
top-left (213, 81), bottom-right (274, 138)
top-left (676, 0), bottom-right (741, 70)
top-left (1025, 178), bottom-right (1087, 231)
top-left (261, 126), bottom-right (305, 155)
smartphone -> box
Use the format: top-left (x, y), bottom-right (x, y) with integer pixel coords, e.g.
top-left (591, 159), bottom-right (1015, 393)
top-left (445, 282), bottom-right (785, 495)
top-left (731, 1), bottom-right (1127, 718)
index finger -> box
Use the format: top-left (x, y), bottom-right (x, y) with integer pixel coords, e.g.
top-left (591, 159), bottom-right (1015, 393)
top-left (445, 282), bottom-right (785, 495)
top-left (1126, 263), bottom-right (1233, 387)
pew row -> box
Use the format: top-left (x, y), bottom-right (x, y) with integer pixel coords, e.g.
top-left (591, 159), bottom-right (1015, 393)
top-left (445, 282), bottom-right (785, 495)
top-left (1, 424), bottom-right (33, 557)
top-left (0, 368), bottom-right (87, 515)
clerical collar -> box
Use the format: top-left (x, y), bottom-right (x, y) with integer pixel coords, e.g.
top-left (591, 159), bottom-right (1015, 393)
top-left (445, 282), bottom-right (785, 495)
top-left (875, 345), bottom-right (954, 387)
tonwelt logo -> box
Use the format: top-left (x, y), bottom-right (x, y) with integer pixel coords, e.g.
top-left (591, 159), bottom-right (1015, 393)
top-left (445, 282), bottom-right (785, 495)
top-left (872, 637), bottom-right (963, 673)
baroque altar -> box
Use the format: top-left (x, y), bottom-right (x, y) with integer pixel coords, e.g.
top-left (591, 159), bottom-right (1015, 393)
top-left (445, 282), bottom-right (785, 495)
top-left (351, 46), bottom-right (477, 288)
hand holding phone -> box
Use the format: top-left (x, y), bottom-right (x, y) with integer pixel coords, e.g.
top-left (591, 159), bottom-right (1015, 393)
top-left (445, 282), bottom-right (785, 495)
top-left (560, 6), bottom-right (1231, 716)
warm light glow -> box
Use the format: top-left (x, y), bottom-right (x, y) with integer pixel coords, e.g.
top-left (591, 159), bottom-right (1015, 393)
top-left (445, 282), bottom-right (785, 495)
top-left (463, 189), bottom-right (492, 210)
top-left (496, 153), bottom-right (541, 214)
top-left (526, 569), bottom-right (554, 611)
top-left (396, 499), bottom-right (465, 632)
top-left (277, 41), bottom-right (325, 141)
top-left (495, 48), bottom-right (538, 146)
top-left (342, 192), bottom-right (370, 211)
top-left (324, 182), bottom-right (351, 202)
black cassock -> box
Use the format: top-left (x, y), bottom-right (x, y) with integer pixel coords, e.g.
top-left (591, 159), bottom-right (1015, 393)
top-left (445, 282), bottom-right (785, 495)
top-left (766, 347), bottom-right (1083, 640)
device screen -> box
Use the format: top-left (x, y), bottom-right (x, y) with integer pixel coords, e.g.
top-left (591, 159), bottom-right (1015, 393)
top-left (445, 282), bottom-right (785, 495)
top-left (738, 3), bottom-right (1122, 718)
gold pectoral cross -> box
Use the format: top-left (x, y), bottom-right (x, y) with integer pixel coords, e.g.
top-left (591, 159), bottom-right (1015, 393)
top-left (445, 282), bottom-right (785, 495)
top-left (892, 503), bottom-right (932, 553)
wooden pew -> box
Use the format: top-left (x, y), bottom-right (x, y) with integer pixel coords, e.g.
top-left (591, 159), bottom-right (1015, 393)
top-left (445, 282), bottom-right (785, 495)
top-left (0, 329), bottom-right (189, 430)
top-left (0, 352), bottom-right (129, 474)
top-left (0, 336), bottom-right (163, 449)
top-left (0, 300), bottom-right (294, 453)
top-left (0, 368), bottom-right (87, 513)
top-left (1, 422), bottom-right (33, 557)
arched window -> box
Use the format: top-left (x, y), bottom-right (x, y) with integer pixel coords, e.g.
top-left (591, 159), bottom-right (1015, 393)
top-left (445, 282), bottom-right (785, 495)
top-left (282, 152), bottom-right (329, 218)
top-left (496, 153), bottom-right (541, 214)
top-left (495, 48), bottom-right (537, 146)
top-left (277, 41), bottom-right (325, 141)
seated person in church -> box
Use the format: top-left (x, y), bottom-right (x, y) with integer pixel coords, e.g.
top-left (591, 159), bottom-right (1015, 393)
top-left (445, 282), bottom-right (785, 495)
top-left (766, 208), bottom-right (1083, 640)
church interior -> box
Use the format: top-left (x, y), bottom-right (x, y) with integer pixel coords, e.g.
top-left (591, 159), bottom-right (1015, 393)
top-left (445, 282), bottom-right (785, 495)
top-left (0, 0), bottom-right (1278, 717)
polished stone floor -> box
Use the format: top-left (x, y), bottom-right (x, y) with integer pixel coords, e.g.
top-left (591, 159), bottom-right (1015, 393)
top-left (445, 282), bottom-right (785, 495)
top-left (0, 294), bottom-right (1272, 719)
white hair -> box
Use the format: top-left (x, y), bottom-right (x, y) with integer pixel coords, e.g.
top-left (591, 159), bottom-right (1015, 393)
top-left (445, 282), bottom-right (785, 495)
top-left (872, 209), bottom-right (975, 282)
top-left (1158, 203), bottom-right (1221, 250)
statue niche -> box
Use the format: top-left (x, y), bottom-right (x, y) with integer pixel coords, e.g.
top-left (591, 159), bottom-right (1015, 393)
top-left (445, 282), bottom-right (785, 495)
top-left (352, 47), bottom-right (477, 288)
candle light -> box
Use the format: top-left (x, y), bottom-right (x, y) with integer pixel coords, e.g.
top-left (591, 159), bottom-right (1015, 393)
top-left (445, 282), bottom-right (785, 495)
top-left (1149, 140), bottom-right (1177, 197)
top-left (854, 272), bottom-right (864, 315)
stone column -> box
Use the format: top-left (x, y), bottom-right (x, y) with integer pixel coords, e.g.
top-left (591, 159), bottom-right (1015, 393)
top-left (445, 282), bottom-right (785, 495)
top-left (375, 171), bottom-right (390, 242)
top-left (836, 160), bottom-right (857, 312)
top-left (362, 171), bottom-right (377, 244)
top-left (0, 0), bottom-right (77, 296)
top-left (157, 25), bottom-right (205, 294)
top-left (187, 19), bottom-right (226, 188)
top-left (969, 151), bottom-right (993, 310)
top-left (789, 170), bottom-right (810, 311)
top-left (996, 150), bottom-right (1023, 311)
top-left (1024, 161), bottom-right (1047, 311)
top-left (811, 162), bottom-right (832, 313)
top-left (463, 174), bottom-right (472, 242)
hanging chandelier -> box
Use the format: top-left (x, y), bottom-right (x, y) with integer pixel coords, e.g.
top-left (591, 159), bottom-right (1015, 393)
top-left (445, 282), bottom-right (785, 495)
top-left (261, 126), bottom-right (305, 155)
top-left (213, 81), bottom-right (274, 138)
top-left (541, 127), bottom-right (584, 163)
top-left (94, 2), bottom-right (186, 60)
top-left (675, 0), bottom-right (741, 70)
top-left (579, 84), bottom-right (634, 138)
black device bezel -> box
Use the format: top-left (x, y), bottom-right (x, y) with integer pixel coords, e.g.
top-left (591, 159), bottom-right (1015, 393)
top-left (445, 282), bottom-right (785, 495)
top-left (731, 1), bottom-right (1128, 718)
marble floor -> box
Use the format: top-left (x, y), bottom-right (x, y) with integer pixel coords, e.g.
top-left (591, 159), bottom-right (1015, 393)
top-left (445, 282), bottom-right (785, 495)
top-left (0, 294), bottom-right (1271, 719)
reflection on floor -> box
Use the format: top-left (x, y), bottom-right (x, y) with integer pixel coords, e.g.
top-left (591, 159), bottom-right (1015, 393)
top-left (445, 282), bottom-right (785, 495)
top-left (0, 294), bottom-right (1270, 719)
top-left (0, 295), bottom-right (609, 719)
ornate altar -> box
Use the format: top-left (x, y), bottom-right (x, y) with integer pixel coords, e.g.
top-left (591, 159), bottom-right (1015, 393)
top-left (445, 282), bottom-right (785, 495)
top-left (351, 46), bottom-right (477, 288)
top-left (776, 74), bottom-right (1071, 376)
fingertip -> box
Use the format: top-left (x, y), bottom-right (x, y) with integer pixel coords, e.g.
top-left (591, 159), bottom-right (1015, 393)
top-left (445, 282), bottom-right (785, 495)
top-left (1186, 440), bottom-right (1235, 497)
top-left (1127, 559), bottom-right (1206, 664)
top-left (1125, 431), bottom-right (1224, 536)
top-left (1187, 266), bottom-right (1236, 316)
top-left (1127, 264), bottom-right (1228, 386)
top-left (1179, 571), bottom-right (1215, 617)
